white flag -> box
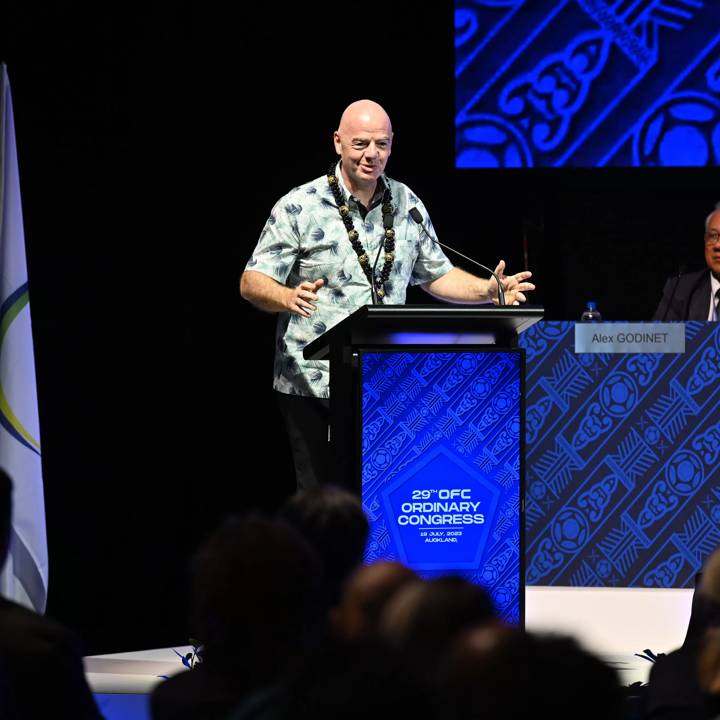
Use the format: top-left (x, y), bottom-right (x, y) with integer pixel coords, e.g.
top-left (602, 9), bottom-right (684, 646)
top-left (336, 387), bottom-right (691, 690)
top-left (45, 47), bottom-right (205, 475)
top-left (0, 64), bottom-right (48, 613)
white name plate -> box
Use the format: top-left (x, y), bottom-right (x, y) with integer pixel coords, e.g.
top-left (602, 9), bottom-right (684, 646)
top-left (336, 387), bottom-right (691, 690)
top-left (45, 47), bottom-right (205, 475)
top-left (574, 323), bottom-right (685, 354)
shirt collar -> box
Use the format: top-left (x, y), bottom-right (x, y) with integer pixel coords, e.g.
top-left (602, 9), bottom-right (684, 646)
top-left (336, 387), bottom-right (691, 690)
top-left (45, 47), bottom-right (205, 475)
top-left (335, 161), bottom-right (387, 209)
top-left (711, 271), bottom-right (720, 298)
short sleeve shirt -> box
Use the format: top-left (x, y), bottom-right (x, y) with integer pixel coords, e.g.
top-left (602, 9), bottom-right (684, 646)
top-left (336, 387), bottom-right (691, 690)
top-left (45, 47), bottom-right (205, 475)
top-left (245, 164), bottom-right (453, 398)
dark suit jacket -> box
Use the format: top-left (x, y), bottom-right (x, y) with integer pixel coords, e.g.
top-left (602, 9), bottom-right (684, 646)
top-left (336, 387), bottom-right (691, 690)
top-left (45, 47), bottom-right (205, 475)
top-left (653, 269), bottom-right (712, 321)
top-left (0, 597), bottom-right (103, 719)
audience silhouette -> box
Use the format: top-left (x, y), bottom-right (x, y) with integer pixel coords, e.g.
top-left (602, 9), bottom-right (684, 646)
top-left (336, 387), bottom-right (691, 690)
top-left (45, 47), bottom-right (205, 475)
top-left (151, 514), bottom-right (325, 720)
top-left (279, 484), bottom-right (369, 608)
top-left (0, 468), bottom-right (102, 719)
top-left (331, 560), bottom-right (419, 642)
top-left (437, 625), bottom-right (624, 720)
top-left (645, 551), bottom-right (720, 719)
top-left (379, 574), bottom-right (497, 690)
top-left (143, 494), bottom-right (637, 720)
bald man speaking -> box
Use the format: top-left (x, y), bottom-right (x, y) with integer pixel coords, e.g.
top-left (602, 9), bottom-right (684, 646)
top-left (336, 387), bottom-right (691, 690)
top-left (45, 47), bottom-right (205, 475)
top-left (241, 100), bottom-right (534, 489)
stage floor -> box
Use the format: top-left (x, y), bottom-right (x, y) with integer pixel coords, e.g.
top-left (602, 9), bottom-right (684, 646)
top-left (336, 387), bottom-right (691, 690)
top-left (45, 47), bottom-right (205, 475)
top-left (83, 641), bottom-right (652, 720)
top-left (84, 645), bottom-right (190, 720)
top-left (83, 585), bottom-right (693, 719)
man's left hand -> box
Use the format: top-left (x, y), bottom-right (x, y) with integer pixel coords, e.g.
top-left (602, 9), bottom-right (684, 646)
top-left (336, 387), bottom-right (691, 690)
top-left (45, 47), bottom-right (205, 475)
top-left (490, 260), bottom-right (535, 305)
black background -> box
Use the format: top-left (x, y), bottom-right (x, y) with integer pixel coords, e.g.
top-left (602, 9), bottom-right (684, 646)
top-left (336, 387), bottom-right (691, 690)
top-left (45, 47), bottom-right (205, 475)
top-left (1, 3), bottom-right (716, 653)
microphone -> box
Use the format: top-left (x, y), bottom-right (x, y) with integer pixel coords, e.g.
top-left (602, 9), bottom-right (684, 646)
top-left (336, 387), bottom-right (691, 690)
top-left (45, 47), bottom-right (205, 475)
top-left (368, 250), bottom-right (378, 306)
top-left (659, 264), bottom-right (685, 321)
top-left (408, 207), bottom-right (506, 306)
top-left (660, 265), bottom-right (687, 322)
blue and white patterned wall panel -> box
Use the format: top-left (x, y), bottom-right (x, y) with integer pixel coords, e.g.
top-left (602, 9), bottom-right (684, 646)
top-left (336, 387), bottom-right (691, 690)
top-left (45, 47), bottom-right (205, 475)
top-left (362, 350), bottom-right (522, 624)
top-left (455, 1), bottom-right (720, 167)
top-left (519, 321), bottom-right (720, 588)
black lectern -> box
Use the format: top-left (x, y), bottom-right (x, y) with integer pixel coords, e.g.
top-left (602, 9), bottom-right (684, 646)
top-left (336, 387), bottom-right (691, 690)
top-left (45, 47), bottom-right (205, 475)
top-left (304, 303), bottom-right (542, 625)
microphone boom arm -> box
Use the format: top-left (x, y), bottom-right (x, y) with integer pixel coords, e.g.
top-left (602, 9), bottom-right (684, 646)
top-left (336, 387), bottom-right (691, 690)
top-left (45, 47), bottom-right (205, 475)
top-left (409, 208), bottom-right (506, 306)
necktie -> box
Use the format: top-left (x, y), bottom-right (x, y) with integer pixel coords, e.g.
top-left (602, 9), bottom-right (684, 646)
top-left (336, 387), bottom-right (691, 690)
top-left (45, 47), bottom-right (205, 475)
top-left (715, 288), bottom-right (720, 322)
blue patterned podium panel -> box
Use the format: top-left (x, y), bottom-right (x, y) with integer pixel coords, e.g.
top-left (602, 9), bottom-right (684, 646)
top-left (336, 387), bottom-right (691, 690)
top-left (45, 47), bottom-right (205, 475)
top-left (455, 1), bottom-right (720, 167)
top-left (519, 321), bottom-right (720, 589)
top-left (361, 350), bottom-right (523, 624)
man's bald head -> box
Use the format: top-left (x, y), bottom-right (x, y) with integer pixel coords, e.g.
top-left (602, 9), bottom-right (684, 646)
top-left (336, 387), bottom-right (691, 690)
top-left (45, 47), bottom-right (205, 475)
top-left (704, 207), bottom-right (720, 277)
top-left (333, 99), bottom-right (393, 196)
top-left (337, 100), bottom-right (393, 136)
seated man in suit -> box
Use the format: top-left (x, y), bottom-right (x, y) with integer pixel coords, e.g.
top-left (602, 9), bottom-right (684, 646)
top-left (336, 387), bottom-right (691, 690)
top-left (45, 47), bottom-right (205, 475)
top-left (0, 468), bottom-right (102, 719)
top-left (654, 204), bottom-right (720, 320)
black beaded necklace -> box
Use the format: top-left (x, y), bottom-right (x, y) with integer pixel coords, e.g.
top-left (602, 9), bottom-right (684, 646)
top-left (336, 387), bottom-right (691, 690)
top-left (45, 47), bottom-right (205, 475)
top-left (327, 162), bottom-right (395, 300)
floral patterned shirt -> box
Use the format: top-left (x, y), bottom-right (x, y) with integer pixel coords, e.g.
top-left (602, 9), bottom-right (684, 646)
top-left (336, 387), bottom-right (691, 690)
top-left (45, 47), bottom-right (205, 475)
top-left (245, 163), bottom-right (453, 398)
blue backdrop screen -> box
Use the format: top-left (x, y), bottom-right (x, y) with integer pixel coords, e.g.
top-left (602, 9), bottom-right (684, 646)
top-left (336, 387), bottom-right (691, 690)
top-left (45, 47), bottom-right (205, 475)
top-left (455, 0), bottom-right (720, 168)
top-left (361, 350), bottom-right (523, 624)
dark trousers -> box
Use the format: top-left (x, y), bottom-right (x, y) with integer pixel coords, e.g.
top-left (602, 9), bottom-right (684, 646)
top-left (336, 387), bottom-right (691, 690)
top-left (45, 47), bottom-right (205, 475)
top-left (276, 391), bottom-right (332, 489)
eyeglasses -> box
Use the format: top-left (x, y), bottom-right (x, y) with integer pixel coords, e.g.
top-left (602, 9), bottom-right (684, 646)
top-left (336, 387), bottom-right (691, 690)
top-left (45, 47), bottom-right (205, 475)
top-left (705, 230), bottom-right (720, 245)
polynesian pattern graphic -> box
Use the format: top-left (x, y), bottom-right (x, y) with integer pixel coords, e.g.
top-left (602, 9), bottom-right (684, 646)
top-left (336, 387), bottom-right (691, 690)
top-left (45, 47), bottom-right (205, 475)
top-left (362, 350), bottom-right (523, 624)
top-left (520, 321), bottom-right (720, 588)
top-left (456, 1), bottom-right (720, 167)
